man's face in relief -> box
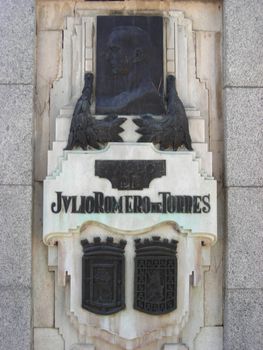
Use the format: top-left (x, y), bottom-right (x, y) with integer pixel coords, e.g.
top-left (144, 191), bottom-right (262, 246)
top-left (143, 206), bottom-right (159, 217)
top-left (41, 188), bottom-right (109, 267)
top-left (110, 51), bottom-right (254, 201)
top-left (95, 19), bottom-right (165, 115)
top-left (106, 30), bottom-right (133, 76)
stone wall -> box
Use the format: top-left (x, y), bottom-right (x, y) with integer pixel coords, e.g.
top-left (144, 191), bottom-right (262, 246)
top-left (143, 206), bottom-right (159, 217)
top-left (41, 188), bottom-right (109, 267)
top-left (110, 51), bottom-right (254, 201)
top-left (0, 0), bottom-right (35, 349)
top-left (223, 1), bottom-right (263, 349)
top-left (34, 1), bottom-right (224, 349)
top-left (0, 0), bottom-right (262, 349)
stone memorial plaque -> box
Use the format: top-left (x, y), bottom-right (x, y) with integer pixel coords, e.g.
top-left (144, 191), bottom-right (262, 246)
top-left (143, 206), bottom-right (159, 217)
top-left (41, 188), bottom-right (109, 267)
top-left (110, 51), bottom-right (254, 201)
top-left (95, 16), bottom-right (165, 115)
top-left (42, 7), bottom-right (220, 349)
top-left (44, 144), bottom-right (217, 239)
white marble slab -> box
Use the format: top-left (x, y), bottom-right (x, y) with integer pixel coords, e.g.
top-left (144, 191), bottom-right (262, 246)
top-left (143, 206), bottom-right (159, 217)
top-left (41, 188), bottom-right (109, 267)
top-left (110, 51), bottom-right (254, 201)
top-left (43, 143), bottom-right (217, 245)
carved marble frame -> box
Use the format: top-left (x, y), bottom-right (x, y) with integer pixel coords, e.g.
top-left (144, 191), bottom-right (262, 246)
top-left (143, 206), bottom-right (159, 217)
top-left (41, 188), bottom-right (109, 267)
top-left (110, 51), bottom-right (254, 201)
top-left (44, 8), bottom-right (216, 350)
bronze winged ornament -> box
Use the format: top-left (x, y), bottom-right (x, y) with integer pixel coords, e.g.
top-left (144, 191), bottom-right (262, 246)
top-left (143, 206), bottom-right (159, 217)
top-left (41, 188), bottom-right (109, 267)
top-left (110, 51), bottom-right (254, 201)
top-left (133, 75), bottom-right (193, 151)
top-left (65, 72), bottom-right (126, 150)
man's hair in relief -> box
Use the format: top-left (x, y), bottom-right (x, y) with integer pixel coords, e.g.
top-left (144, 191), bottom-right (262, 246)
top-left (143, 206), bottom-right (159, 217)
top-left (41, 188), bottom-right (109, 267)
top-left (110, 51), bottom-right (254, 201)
top-left (110, 26), bottom-right (153, 61)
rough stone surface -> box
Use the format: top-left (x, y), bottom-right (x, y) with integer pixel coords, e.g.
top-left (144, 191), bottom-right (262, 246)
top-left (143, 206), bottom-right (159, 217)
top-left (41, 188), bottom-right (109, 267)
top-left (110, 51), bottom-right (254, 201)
top-left (34, 328), bottom-right (64, 350)
top-left (0, 185), bottom-right (32, 287)
top-left (225, 188), bottom-right (263, 289)
top-left (224, 289), bottom-right (263, 350)
top-left (0, 0), bottom-right (35, 84)
top-left (0, 1), bottom-right (34, 350)
top-left (0, 287), bottom-right (31, 350)
top-left (0, 85), bottom-right (33, 185)
top-left (224, 88), bottom-right (263, 187)
top-left (224, 0), bottom-right (263, 86)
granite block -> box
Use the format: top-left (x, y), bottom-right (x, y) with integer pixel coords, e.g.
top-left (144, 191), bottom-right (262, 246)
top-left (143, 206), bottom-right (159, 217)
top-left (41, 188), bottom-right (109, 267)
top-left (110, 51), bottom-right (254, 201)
top-left (0, 185), bottom-right (32, 288)
top-left (224, 0), bottom-right (263, 86)
top-left (0, 287), bottom-right (31, 350)
top-left (224, 289), bottom-right (263, 350)
top-left (225, 187), bottom-right (263, 289)
top-left (0, 85), bottom-right (33, 185)
top-left (224, 88), bottom-right (263, 186)
top-left (0, 0), bottom-right (35, 84)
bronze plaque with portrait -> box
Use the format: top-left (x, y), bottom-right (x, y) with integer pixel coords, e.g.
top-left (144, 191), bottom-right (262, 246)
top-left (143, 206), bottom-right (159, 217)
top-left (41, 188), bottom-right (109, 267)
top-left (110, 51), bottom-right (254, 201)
top-left (96, 16), bottom-right (165, 115)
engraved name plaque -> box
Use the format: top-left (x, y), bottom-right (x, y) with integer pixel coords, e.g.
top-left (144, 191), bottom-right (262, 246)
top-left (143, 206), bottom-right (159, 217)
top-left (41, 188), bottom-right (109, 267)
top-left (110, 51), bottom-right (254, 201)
top-left (95, 160), bottom-right (166, 190)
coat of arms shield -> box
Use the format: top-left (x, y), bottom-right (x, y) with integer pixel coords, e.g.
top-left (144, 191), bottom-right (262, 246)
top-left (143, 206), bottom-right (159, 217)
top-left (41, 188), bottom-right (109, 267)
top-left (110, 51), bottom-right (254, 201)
top-left (81, 237), bottom-right (127, 315)
top-left (134, 236), bottom-right (178, 315)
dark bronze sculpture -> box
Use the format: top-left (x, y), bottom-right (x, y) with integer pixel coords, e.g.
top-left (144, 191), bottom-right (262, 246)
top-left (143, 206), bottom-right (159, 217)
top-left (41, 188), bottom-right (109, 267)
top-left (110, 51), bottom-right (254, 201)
top-left (95, 160), bottom-right (166, 190)
top-left (134, 236), bottom-right (178, 315)
top-left (96, 25), bottom-right (165, 115)
top-left (81, 237), bottom-right (127, 315)
top-left (65, 73), bottom-right (126, 150)
top-left (134, 75), bottom-right (193, 151)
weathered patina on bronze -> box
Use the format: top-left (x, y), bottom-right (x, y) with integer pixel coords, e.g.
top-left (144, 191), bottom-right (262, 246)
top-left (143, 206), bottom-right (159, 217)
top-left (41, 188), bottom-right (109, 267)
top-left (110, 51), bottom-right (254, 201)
top-left (134, 236), bottom-right (178, 315)
top-left (134, 75), bottom-right (193, 151)
top-left (65, 72), bottom-right (126, 150)
top-left (95, 160), bottom-right (166, 190)
top-left (96, 16), bottom-right (165, 115)
top-left (81, 237), bottom-right (127, 315)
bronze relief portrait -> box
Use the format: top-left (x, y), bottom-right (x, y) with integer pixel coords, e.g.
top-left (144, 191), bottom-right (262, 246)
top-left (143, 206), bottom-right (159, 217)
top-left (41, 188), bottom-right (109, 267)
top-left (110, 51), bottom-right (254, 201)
top-left (96, 16), bottom-right (165, 115)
